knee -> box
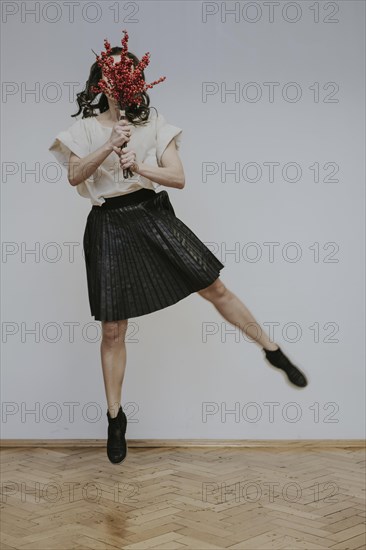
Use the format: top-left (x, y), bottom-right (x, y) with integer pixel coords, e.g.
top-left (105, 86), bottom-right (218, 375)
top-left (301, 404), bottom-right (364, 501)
top-left (197, 278), bottom-right (227, 302)
top-left (101, 319), bottom-right (128, 346)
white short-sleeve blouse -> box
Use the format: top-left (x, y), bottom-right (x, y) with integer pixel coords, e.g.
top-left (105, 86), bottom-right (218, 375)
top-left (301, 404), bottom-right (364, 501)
top-left (48, 110), bottom-right (182, 206)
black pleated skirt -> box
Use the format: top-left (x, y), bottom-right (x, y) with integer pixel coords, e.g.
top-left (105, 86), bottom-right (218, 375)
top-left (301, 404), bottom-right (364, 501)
top-left (83, 188), bottom-right (225, 321)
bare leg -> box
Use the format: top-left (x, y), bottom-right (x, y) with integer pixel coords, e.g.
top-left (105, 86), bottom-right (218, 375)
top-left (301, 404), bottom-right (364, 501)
top-left (101, 320), bottom-right (128, 418)
top-left (197, 278), bottom-right (278, 351)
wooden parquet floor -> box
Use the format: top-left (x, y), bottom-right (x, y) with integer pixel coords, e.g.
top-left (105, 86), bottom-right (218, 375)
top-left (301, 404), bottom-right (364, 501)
top-left (1, 446), bottom-right (365, 550)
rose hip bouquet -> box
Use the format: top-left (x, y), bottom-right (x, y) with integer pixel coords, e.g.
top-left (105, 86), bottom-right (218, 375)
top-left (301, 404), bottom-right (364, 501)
top-left (91, 29), bottom-right (166, 178)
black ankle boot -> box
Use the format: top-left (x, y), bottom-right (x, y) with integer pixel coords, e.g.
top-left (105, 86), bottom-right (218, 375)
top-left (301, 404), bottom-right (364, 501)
top-left (262, 345), bottom-right (308, 388)
top-left (106, 405), bottom-right (128, 464)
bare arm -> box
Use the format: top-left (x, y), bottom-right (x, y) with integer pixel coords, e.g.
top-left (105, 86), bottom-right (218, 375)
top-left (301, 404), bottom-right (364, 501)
top-left (68, 143), bottom-right (113, 186)
top-left (68, 119), bottom-right (132, 186)
top-left (120, 139), bottom-right (185, 190)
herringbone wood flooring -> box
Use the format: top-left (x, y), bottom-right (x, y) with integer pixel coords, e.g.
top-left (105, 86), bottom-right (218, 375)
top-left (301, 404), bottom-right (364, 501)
top-left (1, 446), bottom-right (365, 549)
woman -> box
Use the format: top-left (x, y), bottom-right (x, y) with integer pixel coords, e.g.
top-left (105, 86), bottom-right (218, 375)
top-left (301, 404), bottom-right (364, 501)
top-left (49, 47), bottom-right (308, 464)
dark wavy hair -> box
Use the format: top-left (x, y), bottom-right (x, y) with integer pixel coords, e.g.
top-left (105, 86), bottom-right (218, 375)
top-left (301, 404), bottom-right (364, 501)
top-left (71, 46), bottom-right (157, 126)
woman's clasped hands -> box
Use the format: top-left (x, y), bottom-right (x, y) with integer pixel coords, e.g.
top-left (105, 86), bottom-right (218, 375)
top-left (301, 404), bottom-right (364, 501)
top-left (108, 118), bottom-right (140, 174)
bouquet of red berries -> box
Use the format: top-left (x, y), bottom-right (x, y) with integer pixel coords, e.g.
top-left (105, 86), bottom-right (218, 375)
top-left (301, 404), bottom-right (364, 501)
top-left (91, 29), bottom-right (166, 177)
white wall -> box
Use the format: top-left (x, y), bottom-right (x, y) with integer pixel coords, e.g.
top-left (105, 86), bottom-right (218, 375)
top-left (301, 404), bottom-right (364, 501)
top-left (2, 0), bottom-right (365, 439)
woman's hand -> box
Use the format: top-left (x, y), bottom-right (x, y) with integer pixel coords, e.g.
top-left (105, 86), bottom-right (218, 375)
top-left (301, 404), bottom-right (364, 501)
top-left (107, 118), bottom-right (132, 150)
top-left (118, 146), bottom-right (140, 174)
top-left (107, 119), bottom-right (139, 173)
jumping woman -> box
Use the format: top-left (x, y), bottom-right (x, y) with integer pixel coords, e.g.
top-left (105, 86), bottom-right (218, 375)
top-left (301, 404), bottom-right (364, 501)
top-left (49, 46), bottom-right (308, 465)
